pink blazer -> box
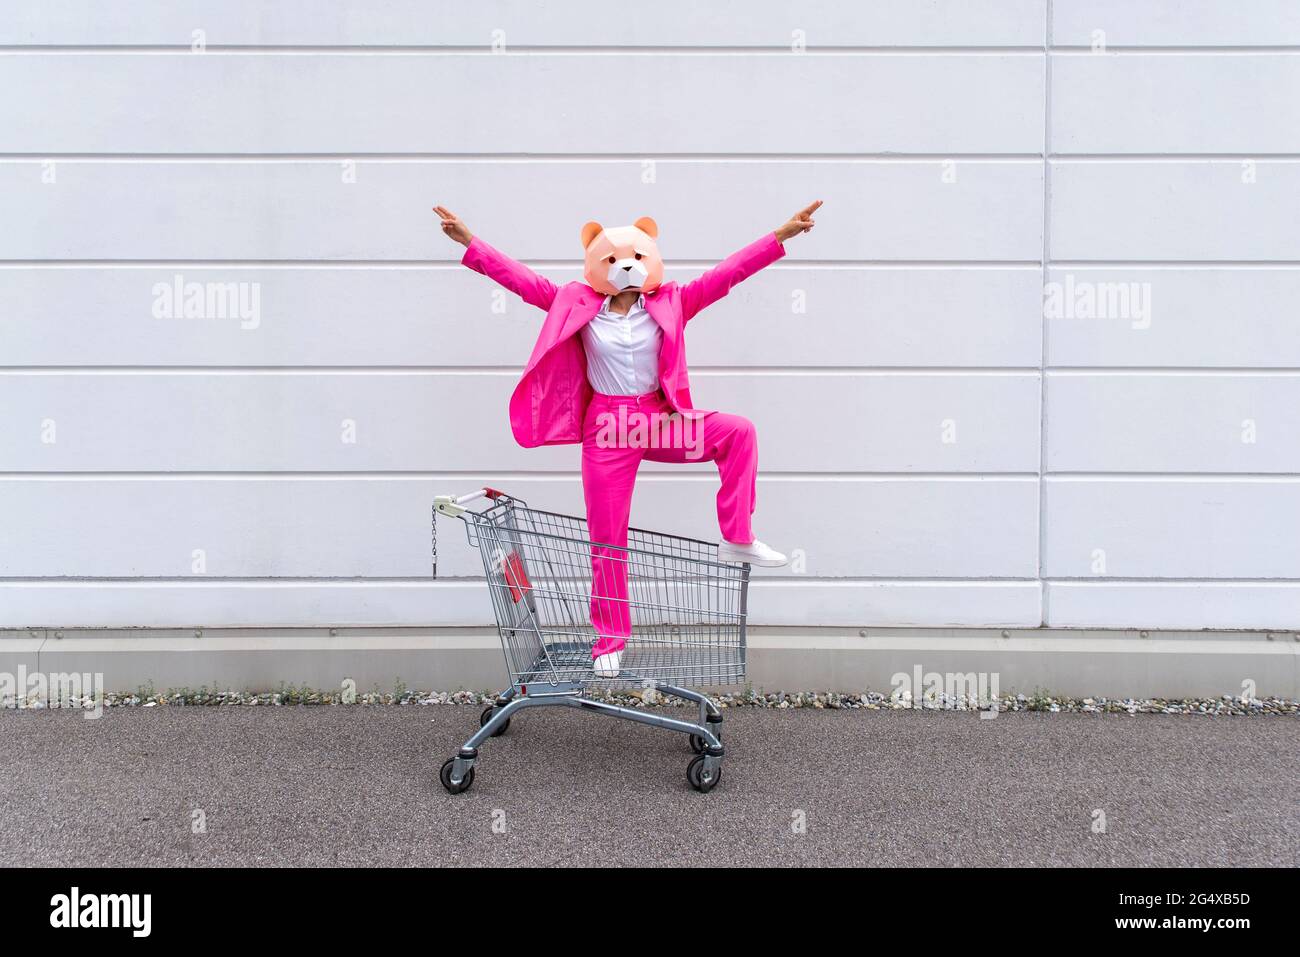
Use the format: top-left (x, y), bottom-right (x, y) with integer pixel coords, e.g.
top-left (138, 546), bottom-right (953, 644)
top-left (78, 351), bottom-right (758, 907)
top-left (461, 232), bottom-right (786, 447)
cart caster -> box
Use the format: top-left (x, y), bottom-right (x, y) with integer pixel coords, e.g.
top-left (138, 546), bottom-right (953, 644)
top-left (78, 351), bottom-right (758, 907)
top-left (690, 715), bottom-right (722, 753)
top-left (689, 732), bottom-right (721, 754)
top-left (440, 757), bottom-right (475, 794)
top-left (687, 754), bottom-right (722, 793)
top-left (480, 706), bottom-right (510, 737)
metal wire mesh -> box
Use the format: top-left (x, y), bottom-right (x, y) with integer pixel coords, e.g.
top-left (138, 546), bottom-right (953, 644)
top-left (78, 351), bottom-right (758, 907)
top-left (459, 499), bottom-right (749, 690)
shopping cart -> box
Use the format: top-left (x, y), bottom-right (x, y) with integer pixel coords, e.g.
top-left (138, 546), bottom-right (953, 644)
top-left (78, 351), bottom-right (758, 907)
top-left (432, 487), bottom-right (750, 794)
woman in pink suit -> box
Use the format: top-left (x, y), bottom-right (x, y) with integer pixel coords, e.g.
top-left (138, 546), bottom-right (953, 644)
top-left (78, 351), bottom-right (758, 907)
top-left (436, 201), bottom-right (822, 677)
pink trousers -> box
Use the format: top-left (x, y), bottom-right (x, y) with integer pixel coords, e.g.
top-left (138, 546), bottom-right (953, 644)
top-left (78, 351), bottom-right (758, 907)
top-left (582, 390), bottom-right (758, 659)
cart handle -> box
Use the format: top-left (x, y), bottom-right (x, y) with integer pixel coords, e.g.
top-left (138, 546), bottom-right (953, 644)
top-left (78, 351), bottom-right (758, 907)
top-left (434, 487), bottom-right (511, 518)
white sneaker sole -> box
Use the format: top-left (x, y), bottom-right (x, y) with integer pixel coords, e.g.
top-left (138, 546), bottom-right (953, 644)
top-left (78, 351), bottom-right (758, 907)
top-left (717, 546), bottom-right (788, 568)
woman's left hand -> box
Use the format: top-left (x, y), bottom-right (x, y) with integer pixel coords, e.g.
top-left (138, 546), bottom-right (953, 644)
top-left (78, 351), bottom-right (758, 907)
top-left (775, 200), bottom-right (822, 243)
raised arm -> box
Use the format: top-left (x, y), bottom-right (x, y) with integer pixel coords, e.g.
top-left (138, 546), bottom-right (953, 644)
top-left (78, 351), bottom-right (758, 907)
top-left (680, 200), bottom-right (822, 323)
top-left (435, 205), bottom-right (558, 311)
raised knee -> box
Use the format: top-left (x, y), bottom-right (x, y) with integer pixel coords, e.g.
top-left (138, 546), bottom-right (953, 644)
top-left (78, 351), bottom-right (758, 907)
top-left (731, 415), bottom-right (756, 442)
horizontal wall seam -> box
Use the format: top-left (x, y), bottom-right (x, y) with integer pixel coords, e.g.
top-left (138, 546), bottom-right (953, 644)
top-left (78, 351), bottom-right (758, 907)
top-left (1, 576), bottom-right (1296, 585)
top-left (1046, 368), bottom-right (1300, 375)
top-left (1051, 46), bottom-right (1300, 54)
top-left (1051, 153), bottom-right (1300, 161)
top-left (9, 153), bottom-right (1300, 161)
top-left (6, 45), bottom-right (1300, 54)
top-left (0, 46), bottom-right (1052, 55)
top-left (0, 576), bottom-right (1045, 583)
top-left (0, 260), bottom-right (1049, 268)
top-left (14, 156), bottom-right (1300, 164)
top-left (0, 472), bottom-right (1045, 480)
top-left (0, 152), bottom-right (1050, 161)
top-left (9, 368), bottom-right (1300, 375)
top-left (0, 157), bottom-right (1050, 166)
top-left (1051, 260), bottom-right (1300, 267)
top-left (1, 473), bottom-right (1295, 481)
top-left (0, 366), bottom-right (1047, 375)
top-left (11, 259), bottom-right (1300, 268)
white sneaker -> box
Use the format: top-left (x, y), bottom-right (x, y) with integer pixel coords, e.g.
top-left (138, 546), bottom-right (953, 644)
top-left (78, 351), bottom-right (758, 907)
top-left (592, 650), bottom-right (622, 678)
top-left (718, 538), bottom-right (788, 567)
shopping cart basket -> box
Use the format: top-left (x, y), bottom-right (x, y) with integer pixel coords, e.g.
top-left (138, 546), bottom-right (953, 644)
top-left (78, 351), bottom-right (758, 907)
top-left (432, 487), bottom-right (750, 793)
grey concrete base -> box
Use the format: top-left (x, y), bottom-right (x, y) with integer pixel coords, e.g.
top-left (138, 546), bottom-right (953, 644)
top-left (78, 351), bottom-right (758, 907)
top-left (4, 626), bottom-right (1298, 699)
top-left (19, 629), bottom-right (508, 697)
top-left (749, 629), bottom-right (1300, 699)
top-left (0, 634), bottom-right (42, 685)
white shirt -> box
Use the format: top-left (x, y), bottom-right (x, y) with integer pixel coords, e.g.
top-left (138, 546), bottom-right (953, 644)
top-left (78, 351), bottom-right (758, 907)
top-left (579, 294), bottom-right (664, 395)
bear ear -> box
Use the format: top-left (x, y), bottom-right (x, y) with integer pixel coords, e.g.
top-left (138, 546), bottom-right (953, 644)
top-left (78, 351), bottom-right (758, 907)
top-left (580, 221), bottom-right (604, 250)
top-left (633, 216), bottom-right (658, 239)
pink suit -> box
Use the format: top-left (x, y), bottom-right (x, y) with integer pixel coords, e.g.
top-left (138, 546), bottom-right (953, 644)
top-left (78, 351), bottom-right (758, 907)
top-left (461, 232), bottom-right (786, 657)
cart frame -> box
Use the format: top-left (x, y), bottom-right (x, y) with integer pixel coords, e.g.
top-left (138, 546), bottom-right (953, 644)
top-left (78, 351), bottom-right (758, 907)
top-left (432, 487), bottom-right (750, 794)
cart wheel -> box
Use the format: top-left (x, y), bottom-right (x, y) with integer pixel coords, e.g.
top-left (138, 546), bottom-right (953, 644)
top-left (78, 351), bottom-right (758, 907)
top-left (480, 706), bottom-right (510, 737)
top-left (689, 733), bottom-right (707, 754)
top-left (440, 757), bottom-right (475, 794)
top-left (687, 755), bottom-right (722, 793)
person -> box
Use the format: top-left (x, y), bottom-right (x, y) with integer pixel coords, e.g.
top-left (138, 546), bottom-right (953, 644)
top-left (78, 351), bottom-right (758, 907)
top-left (436, 201), bottom-right (822, 677)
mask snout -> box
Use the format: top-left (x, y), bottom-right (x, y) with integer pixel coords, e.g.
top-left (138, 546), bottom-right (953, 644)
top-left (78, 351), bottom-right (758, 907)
top-left (606, 258), bottom-right (649, 291)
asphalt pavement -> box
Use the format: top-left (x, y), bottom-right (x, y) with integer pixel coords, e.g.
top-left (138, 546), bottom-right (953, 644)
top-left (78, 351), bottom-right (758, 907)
top-left (0, 705), bottom-right (1294, 867)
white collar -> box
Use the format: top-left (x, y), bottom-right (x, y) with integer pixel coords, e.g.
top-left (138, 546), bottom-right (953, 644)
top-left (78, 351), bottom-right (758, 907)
top-left (600, 293), bottom-right (646, 316)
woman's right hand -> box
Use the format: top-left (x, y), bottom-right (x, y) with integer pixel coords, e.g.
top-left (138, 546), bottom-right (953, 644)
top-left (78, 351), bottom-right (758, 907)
top-left (434, 205), bottom-right (474, 247)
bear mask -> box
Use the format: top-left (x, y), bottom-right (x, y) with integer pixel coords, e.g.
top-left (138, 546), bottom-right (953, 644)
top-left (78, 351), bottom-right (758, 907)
top-left (580, 217), bottom-right (664, 295)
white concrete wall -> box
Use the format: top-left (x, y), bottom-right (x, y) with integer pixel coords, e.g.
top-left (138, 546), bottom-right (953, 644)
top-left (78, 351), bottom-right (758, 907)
top-left (2, 1), bottom-right (1297, 632)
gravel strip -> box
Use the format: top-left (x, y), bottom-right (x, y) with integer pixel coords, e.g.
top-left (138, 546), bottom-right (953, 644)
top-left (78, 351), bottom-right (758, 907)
top-left (4, 685), bottom-right (1295, 716)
